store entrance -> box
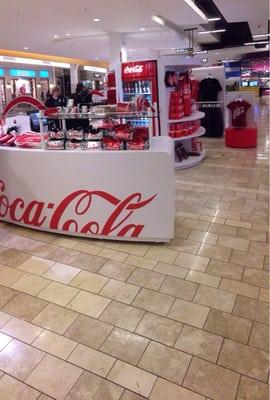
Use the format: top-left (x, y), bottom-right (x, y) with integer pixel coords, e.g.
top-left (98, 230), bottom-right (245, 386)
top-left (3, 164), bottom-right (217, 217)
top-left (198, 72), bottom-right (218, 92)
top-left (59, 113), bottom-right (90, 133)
top-left (11, 78), bottom-right (37, 98)
top-left (0, 78), bottom-right (7, 107)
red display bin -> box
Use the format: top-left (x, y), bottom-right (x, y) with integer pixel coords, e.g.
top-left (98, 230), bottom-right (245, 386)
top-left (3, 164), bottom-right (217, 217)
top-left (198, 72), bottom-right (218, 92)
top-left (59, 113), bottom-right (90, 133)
top-left (225, 127), bottom-right (257, 148)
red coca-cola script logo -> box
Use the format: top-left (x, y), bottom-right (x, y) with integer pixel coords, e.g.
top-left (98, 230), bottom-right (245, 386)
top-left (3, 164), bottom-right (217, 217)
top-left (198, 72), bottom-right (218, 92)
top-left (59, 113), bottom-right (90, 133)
top-left (0, 180), bottom-right (157, 238)
top-left (124, 65), bottom-right (144, 74)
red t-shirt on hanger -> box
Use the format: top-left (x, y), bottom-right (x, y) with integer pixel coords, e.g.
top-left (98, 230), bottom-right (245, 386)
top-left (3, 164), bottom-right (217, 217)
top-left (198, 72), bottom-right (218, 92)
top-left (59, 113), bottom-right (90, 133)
top-left (227, 100), bottom-right (251, 127)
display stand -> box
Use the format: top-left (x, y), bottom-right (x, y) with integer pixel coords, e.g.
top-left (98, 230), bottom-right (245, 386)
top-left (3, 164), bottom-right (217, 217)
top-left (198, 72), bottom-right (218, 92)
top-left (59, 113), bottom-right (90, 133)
top-left (0, 97), bottom-right (175, 242)
top-left (225, 91), bottom-right (257, 148)
top-left (157, 55), bottom-right (206, 170)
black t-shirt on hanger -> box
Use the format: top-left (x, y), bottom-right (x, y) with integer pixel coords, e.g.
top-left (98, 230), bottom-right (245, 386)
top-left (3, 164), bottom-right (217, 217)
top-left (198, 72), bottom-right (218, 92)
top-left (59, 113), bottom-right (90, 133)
top-left (199, 78), bottom-right (222, 101)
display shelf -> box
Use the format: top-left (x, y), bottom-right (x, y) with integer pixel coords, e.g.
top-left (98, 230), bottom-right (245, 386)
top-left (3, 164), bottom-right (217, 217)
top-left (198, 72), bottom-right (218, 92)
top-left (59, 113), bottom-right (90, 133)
top-left (43, 111), bottom-right (150, 120)
top-left (168, 111), bottom-right (205, 123)
top-left (171, 127), bottom-right (205, 142)
top-left (175, 148), bottom-right (206, 170)
top-left (124, 92), bottom-right (151, 95)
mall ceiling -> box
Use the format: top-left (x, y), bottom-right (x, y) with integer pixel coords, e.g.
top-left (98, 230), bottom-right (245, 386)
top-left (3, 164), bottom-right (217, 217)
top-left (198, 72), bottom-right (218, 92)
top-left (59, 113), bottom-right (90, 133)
top-left (0, 0), bottom-right (268, 61)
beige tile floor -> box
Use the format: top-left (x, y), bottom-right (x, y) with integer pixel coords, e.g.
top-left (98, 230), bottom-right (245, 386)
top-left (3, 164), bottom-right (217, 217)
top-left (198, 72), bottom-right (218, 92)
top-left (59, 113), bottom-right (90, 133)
top-left (0, 100), bottom-right (269, 399)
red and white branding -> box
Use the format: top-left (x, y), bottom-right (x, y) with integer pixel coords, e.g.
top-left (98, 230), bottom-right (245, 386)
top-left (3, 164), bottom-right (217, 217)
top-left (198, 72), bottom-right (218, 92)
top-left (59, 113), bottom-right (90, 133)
top-left (0, 180), bottom-right (157, 238)
top-left (124, 65), bottom-right (144, 74)
top-left (232, 106), bottom-right (245, 119)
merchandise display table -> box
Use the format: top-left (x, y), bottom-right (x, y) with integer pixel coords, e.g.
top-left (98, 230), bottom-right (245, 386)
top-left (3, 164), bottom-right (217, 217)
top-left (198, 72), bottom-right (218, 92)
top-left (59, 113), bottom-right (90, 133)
top-left (0, 137), bottom-right (175, 242)
top-left (225, 127), bottom-right (257, 148)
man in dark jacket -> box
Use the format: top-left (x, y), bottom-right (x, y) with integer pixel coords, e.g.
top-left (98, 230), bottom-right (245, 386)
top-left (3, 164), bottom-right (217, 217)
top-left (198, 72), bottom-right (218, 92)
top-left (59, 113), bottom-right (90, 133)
top-left (45, 86), bottom-right (66, 108)
top-left (70, 83), bottom-right (92, 106)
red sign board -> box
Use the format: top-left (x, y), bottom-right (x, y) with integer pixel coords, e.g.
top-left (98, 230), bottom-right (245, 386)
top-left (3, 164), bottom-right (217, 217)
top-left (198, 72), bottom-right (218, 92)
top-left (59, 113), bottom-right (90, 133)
top-left (122, 60), bottom-right (157, 79)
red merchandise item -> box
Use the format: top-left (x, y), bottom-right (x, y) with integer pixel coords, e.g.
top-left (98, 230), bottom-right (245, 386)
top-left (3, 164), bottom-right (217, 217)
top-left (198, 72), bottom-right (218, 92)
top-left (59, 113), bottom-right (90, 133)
top-left (181, 73), bottom-right (192, 116)
top-left (191, 79), bottom-right (200, 101)
top-left (227, 99), bottom-right (251, 128)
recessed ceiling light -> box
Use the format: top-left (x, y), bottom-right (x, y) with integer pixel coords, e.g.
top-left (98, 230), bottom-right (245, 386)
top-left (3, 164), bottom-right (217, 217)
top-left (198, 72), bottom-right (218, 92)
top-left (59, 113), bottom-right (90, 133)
top-left (95, 57), bottom-right (99, 60)
top-left (65, 33), bottom-right (71, 37)
top-left (53, 35), bottom-right (59, 39)
top-left (208, 17), bottom-right (221, 22)
top-left (244, 40), bottom-right (269, 45)
top-left (184, 0), bottom-right (208, 21)
top-left (215, 52), bottom-right (219, 55)
top-left (198, 29), bottom-right (226, 35)
top-left (151, 15), bottom-right (165, 26)
top-left (93, 18), bottom-right (101, 22)
top-left (252, 33), bottom-right (270, 38)
top-left (140, 27), bottom-right (145, 31)
top-left (23, 47), bottom-right (29, 50)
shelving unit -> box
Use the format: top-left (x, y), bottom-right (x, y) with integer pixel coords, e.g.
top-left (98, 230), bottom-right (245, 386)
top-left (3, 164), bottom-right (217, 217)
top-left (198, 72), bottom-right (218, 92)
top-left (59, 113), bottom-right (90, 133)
top-left (172, 126), bottom-right (206, 142)
top-left (168, 111), bottom-right (205, 124)
top-left (175, 148), bottom-right (206, 170)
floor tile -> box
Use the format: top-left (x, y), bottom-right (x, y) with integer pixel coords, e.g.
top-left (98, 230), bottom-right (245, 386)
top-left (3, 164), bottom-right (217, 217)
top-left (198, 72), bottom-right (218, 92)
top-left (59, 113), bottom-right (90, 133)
top-left (182, 219), bottom-right (209, 232)
top-left (42, 263), bottom-right (80, 284)
top-left (70, 270), bottom-right (109, 293)
top-left (0, 248), bottom-right (29, 268)
top-left (183, 357), bottom-right (240, 400)
top-left (175, 225), bottom-right (192, 239)
top-left (208, 223), bottom-right (238, 236)
top-left (194, 286), bottom-right (236, 313)
top-left (66, 371), bottom-right (123, 400)
top-left (65, 314), bottom-right (112, 349)
top-left (242, 268), bottom-right (269, 289)
top-left (168, 238), bottom-right (200, 254)
top-left (206, 259), bottom-right (243, 280)
top-left (186, 270), bottom-right (220, 288)
top-left (100, 301), bottom-right (145, 331)
top-left (17, 256), bottom-right (54, 275)
top-left (33, 330), bottom-right (77, 359)
top-left (3, 292), bottom-right (48, 321)
top-left (225, 219), bottom-right (251, 229)
top-left (0, 311), bottom-right (12, 328)
top-left (108, 360), bottom-right (157, 398)
top-left (230, 250), bottom-right (264, 269)
top-left (125, 255), bottom-right (157, 271)
top-left (68, 290), bottom-right (111, 318)
top-left (68, 343), bottom-right (115, 377)
top-left (159, 276), bottom-right (198, 300)
top-left (11, 273), bottom-right (50, 296)
top-left (150, 377), bottom-right (205, 400)
top-left (0, 285), bottom-right (17, 308)
top-left (0, 332), bottom-right (12, 351)
top-left (117, 243), bottom-right (150, 257)
top-left (237, 228), bottom-right (267, 243)
top-left (133, 288), bottom-right (174, 316)
top-left (0, 339), bottom-right (44, 380)
top-left (70, 253), bottom-right (106, 273)
top-left (26, 354), bottom-right (82, 400)
top-left (188, 230), bottom-right (218, 245)
top-left (32, 303), bottom-right (78, 334)
top-left (145, 246), bottom-right (178, 264)
top-left (249, 322), bottom-right (269, 352)
top-left (74, 242), bottom-right (102, 256)
top-left (1, 317), bottom-right (43, 344)
top-left (37, 282), bottom-right (79, 306)
top-left (220, 278), bottom-right (259, 299)
top-left (233, 296), bottom-right (269, 324)
top-left (53, 237), bottom-right (79, 249)
top-left (204, 309), bottom-right (252, 344)
top-left (0, 374), bottom-right (40, 400)
top-left (136, 312), bottom-right (182, 347)
top-left (100, 279), bottom-right (140, 304)
top-left (154, 262), bottom-right (188, 279)
top-left (139, 341), bottom-right (191, 385)
top-left (259, 288), bottom-right (269, 303)
top-left (127, 269), bottom-right (165, 290)
top-left (99, 248), bottom-right (128, 262)
top-left (99, 261), bottom-right (135, 281)
top-left (217, 235), bottom-right (250, 251)
top-left (168, 298), bottom-right (209, 328)
top-left (121, 390), bottom-right (146, 400)
top-left (198, 244), bottom-right (232, 262)
top-left (236, 376), bottom-right (269, 400)
top-left (0, 265), bottom-right (25, 287)
top-left (174, 253), bottom-right (209, 272)
top-left (175, 324), bottom-right (223, 362)
top-left (101, 327), bottom-right (149, 365)
top-left (249, 241), bottom-right (269, 256)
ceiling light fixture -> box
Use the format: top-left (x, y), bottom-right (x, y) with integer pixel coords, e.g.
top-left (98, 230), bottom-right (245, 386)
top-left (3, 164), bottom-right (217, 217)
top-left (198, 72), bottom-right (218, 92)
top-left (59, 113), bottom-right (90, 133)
top-left (252, 33), bottom-right (270, 38)
top-left (184, 0), bottom-right (208, 21)
top-left (198, 29), bottom-right (226, 35)
top-left (53, 35), bottom-right (59, 39)
top-left (93, 18), bottom-right (101, 22)
top-left (244, 40), bottom-right (269, 45)
top-left (23, 47), bottom-right (29, 50)
top-left (151, 15), bottom-right (165, 26)
top-left (65, 33), bottom-right (71, 37)
top-left (140, 27), bottom-right (145, 31)
top-left (208, 17), bottom-right (221, 21)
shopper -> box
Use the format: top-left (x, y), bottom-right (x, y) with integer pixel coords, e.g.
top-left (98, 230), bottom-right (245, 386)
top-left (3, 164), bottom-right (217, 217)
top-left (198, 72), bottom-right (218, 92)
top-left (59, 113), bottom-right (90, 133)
top-left (45, 86), bottom-right (66, 108)
top-left (70, 82), bottom-right (92, 107)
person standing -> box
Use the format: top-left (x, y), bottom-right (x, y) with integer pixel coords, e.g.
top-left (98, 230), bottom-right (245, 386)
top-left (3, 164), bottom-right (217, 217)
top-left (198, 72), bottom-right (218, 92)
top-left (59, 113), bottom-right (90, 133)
top-left (70, 82), bottom-right (92, 107)
top-left (45, 86), bottom-right (66, 108)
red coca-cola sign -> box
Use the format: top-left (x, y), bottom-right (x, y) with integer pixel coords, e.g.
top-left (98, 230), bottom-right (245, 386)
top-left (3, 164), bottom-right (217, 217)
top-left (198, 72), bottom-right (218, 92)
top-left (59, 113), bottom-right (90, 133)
top-left (122, 60), bottom-right (157, 79)
top-left (0, 180), bottom-right (157, 238)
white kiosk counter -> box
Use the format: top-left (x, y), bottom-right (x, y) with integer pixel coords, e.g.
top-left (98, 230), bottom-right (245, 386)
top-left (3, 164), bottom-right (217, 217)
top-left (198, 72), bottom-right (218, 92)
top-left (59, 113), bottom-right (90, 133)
top-left (0, 137), bottom-right (175, 242)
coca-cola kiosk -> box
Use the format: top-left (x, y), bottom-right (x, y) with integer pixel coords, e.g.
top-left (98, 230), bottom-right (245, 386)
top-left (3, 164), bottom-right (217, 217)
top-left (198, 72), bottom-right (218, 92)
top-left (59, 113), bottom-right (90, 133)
top-left (122, 61), bottom-right (159, 134)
